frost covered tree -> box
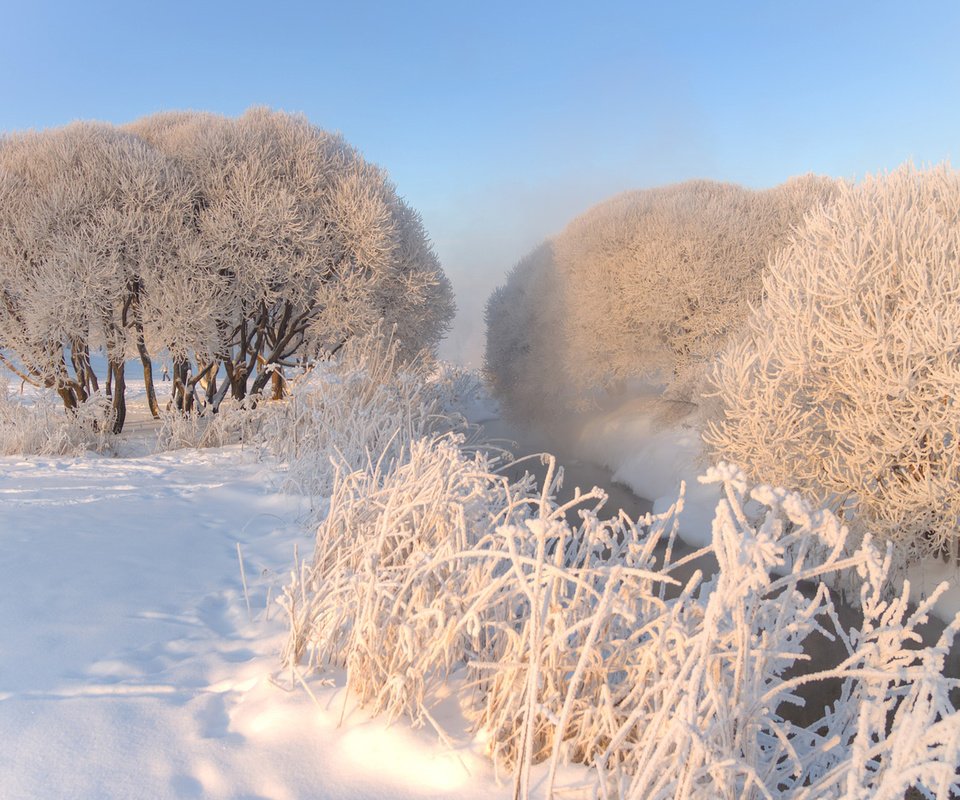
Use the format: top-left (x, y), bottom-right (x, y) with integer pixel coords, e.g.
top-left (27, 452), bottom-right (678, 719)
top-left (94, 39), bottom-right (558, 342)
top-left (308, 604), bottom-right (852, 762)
top-left (485, 176), bottom-right (838, 417)
top-left (0, 122), bottom-right (197, 431)
top-left (559, 176), bottom-right (840, 400)
top-left (0, 109), bottom-right (454, 432)
top-left (704, 163), bottom-right (960, 559)
top-left (559, 181), bottom-right (763, 397)
top-left (128, 108), bottom-right (454, 410)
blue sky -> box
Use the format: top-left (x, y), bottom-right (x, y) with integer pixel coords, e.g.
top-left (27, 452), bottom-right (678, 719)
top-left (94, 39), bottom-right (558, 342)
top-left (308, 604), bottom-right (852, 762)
top-left (2, 0), bottom-right (959, 363)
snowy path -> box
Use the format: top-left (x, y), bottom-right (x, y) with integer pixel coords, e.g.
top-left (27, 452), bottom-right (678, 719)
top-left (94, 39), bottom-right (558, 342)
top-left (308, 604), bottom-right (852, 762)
top-left (0, 447), bottom-right (514, 800)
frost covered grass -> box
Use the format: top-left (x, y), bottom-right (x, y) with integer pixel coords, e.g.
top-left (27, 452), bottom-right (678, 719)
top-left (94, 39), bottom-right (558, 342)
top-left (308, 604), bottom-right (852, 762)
top-left (257, 333), bottom-right (479, 498)
top-left (0, 377), bottom-right (116, 455)
top-left (150, 329), bottom-right (479, 476)
top-left (281, 418), bottom-right (960, 799)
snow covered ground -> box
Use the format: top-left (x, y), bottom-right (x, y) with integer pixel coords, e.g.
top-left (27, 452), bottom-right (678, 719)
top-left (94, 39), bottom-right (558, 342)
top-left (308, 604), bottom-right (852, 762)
top-left (0, 442), bottom-right (546, 799)
top-left (5, 373), bottom-right (960, 799)
top-left (0, 371), bottom-right (603, 799)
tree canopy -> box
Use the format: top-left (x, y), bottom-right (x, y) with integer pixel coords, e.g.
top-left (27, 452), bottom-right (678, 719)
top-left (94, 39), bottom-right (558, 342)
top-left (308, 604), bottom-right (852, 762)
top-left (705, 164), bottom-right (960, 558)
top-left (0, 108), bottom-right (455, 431)
top-left (485, 176), bottom-right (838, 417)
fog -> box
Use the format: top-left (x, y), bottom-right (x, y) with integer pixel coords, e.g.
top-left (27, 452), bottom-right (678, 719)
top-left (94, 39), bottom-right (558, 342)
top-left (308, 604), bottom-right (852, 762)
top-left (409, 91), bottom-right (719, 369)
top-left (424, 176), bottom-right (634, 368)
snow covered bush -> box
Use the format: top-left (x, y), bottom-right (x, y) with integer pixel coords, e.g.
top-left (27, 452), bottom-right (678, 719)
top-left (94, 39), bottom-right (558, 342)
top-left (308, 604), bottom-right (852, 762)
top-left (559, 181), bottom-right (766, 400)
top-left (281, 427), bottom-right (960, 799)
top-left (704, 164), bottom-right (960, 561)
top-left (485, 176), bottom-right (839, 416)
top-left (0, 379), bottom-right (115, 455)
top-left (607, 465), bottom-right (960, 800)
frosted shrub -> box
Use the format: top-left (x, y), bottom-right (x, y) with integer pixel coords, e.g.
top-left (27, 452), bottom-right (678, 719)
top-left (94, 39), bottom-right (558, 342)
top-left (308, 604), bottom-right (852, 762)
top-left (558, 182), bottom-right (767, 401)
top-left (705, 164), bottom-right (960, 560)
top-left (154, 395), bottom-right (265, 452)
top-left (484, 176), bottom-right (839, 416)
top-left (0, 380), bottom-right (115, 455)
top-left (281, 430), bottom-right (960, 799)
top-left (279, 430), bottom-right (682, 787)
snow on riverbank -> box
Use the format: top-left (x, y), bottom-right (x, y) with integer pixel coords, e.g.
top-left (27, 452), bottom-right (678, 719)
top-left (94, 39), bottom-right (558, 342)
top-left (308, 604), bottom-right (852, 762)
top-left (0, 445), bottom-right (568, 800)
top-left (567, 389), bottom-right (960, 620)
top-left (572, 392), bottom-right (716, 545)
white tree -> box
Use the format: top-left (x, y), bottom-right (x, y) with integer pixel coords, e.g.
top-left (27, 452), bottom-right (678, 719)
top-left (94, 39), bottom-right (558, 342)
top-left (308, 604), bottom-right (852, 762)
top-left (556, 177), bottom-right (840, 401)
top-left (0, 108), bottom-right (454, 433)
top-left (128, 107), bottom-right (454, 409)
top-left (485, 176), bottom-right (839, 418)
top-left (0, 122), bottom-right (197, 430)
top-left (704, 163), bottom-right (960, 559)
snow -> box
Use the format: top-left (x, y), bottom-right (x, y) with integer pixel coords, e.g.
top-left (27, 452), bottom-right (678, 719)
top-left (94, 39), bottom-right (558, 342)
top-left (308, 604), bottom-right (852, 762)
top-left (0, 441), bottom-right (537, 800)
top-left (573, 391), bottom-right (719, 547)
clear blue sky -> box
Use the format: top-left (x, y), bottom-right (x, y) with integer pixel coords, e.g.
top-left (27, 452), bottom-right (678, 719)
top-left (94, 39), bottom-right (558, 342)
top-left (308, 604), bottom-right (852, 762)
top-left (2, 0), bottom-right (958, 364)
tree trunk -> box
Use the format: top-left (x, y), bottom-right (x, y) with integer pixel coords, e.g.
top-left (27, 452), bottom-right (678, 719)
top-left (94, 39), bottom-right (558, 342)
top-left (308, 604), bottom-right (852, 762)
top-left (271, 367), bottom-right (284, 400)
top-left (56, 350), bottom-right (86, 410)
top-left (187, 363), bottom-right (222, 414)
top-left (110, 359), bottom-right (126, 434)
top-left (227, 360), bottom-right (247, 401)
top-left (71, 345), bottom-right (95, 400)
top-left (87, 354), bottom-right (99, 395)
top-left (172, 358), bottom-right (189, 412)
top-left (183, 370), bottom-right (195, 415)
top-left (57, 385), bottom-right (78, 411)
top-left (250, 366), bottom-right (273, 398)
top-left (105, 362), bottom-right (113, 398)
top-left (136, 329), bottom-right (160, 419)
top-left (205, 367), bottom-right (218, 405)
